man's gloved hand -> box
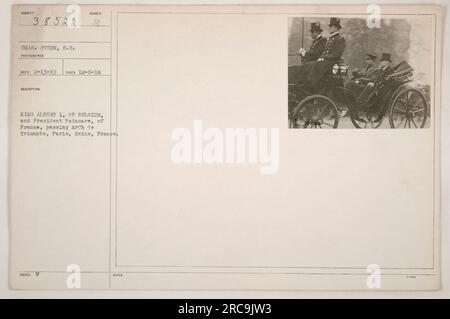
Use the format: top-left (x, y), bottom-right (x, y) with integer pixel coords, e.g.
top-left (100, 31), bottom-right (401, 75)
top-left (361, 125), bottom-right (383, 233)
top-left (317, 57), bottom-right (324, 61)
top-left (298, 48), bottom-right (306, 57)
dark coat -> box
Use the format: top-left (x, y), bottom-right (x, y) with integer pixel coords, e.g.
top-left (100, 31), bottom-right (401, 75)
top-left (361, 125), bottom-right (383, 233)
top-left (321, 32), bottom-right (346, 63)
top-left (357, 66), bottom-right (393, 102)
top-left (346, 64), bottom-right (381, 94)
top-left (357, 64), bottom-right (381, 83)
top-left (373, 65), bottom-right (392, 83)
top-left (288, 32), bottom-right (346, 91)
top-left (302, 35), bottom-right (327, 63)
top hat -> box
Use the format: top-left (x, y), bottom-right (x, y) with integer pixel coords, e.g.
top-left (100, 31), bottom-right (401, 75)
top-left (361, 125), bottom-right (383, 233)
top-left (380, 53), bottom-right (392, 62)
top-left (366, 53), bottom-right (377, 60)
top-left (328, 17), bottom-right (342, 29)
top-left (309, 22), bottom-right (322, 33)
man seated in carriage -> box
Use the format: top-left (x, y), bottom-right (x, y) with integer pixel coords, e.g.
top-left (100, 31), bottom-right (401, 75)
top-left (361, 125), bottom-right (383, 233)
top-left (346, 53), bottom-right (380, 96)
top-left (357, 53), bottom-right (393, 103)
top-left (288, 17), bottom-right (346, 92)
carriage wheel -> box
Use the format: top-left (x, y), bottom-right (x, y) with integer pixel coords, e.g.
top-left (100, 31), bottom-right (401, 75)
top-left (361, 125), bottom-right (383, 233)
top-left (292, 95), bottom-right (339, 129)
top-left (389, 88), bottom-right (428, 129)
top-left (350, 110), bottom-right (384, 129)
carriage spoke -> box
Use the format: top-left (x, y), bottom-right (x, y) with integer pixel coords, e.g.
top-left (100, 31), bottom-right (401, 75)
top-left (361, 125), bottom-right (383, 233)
top-left (410, 101), bottom-right (420, 108)
top-left (294, 96), bottom-right (339, 129)
top-left (393, 108), bottom-right (406, 114)
top-left (317, 103), bottom-right (333, 118)
top-left (412, 106), bottom-right (425, 114)
top-left (317, 105), bottom-right (327, 117)
top-left (389, 89), bottom-right (428, 129)
top-left (408, 94), bottom-right (419, 107)
top-left (397, 96), bottom-right (407, 104)
top-left (393, 102), bottom-right (407, 112)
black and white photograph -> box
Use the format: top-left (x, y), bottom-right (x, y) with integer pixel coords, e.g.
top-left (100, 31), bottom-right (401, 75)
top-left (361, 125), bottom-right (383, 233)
top-left (288, 16), bottom-right (433, 129)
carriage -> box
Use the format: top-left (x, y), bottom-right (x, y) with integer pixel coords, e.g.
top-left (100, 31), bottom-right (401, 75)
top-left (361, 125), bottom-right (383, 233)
top-left (288, 60), bottom-right (429, 129)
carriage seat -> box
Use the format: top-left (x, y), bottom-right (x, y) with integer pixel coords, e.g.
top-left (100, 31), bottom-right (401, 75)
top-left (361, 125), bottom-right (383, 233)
top-left (386, 61), bottom-right (413, 81)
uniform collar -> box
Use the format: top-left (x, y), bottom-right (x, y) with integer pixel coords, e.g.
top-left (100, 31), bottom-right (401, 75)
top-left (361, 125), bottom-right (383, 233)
top-left (330, 31), bottom-right (340, 38)
top-left (313, 34), bottom-right (322, 42)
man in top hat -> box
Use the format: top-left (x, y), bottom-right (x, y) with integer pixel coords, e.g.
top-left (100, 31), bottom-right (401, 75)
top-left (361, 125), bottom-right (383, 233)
top-left (377, 53), bottom-right (393, 74)
top-left (317, 17), bottom-right (346, 63)
top-left (346, 53), bottom-right (380, 95)
top-left (298, 22), bottom-right (327, 63)
top-left (358, 53), bottom-right (393, 103)
top-left (288, 17), bottom-right (346, 91)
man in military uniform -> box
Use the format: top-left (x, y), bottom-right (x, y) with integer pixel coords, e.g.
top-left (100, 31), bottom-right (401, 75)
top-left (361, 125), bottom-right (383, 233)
top-left (317, 17), bottom-right (346, 63)
top-left (346, 53), bottom-right (380, 96)
top-left (289, 17), bottom-right (346, 91)
top-left (353, 53), bottom-right (380, 83)
top-left (358, 53), bottom-right (393, 103)
top-left (298, 22), bottom-right (327, 63)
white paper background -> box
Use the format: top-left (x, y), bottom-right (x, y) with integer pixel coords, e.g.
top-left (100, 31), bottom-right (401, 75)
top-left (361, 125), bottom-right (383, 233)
top-left (0, 0), bottom-right (449, 298)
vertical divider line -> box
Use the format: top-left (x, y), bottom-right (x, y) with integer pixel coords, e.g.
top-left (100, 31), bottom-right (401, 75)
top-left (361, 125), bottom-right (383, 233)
top-left (115, 12), bottom-right (119, 268)
top-left (109, 10), bottom-right (113, 289)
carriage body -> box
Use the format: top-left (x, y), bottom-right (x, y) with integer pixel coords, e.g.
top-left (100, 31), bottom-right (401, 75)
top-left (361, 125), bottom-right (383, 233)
top-left (288, 61), bottom-right (349, 128)
top-left (349, 60), bottom-right (429, 129)
top-left (289, 60), bottom-right (428, 129)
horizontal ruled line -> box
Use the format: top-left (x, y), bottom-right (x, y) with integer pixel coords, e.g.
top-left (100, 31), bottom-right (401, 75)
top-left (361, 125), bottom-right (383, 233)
top-left (18, 24), bottom-right (111, 27)
top-left (18, 40), bottom-right (111, 44)
top-left (18, 57), bottom-right (111, 60)
top-left (17, 270), bottom-right (438, 276)
top-left (17, 74), bottom-right (111, 77)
